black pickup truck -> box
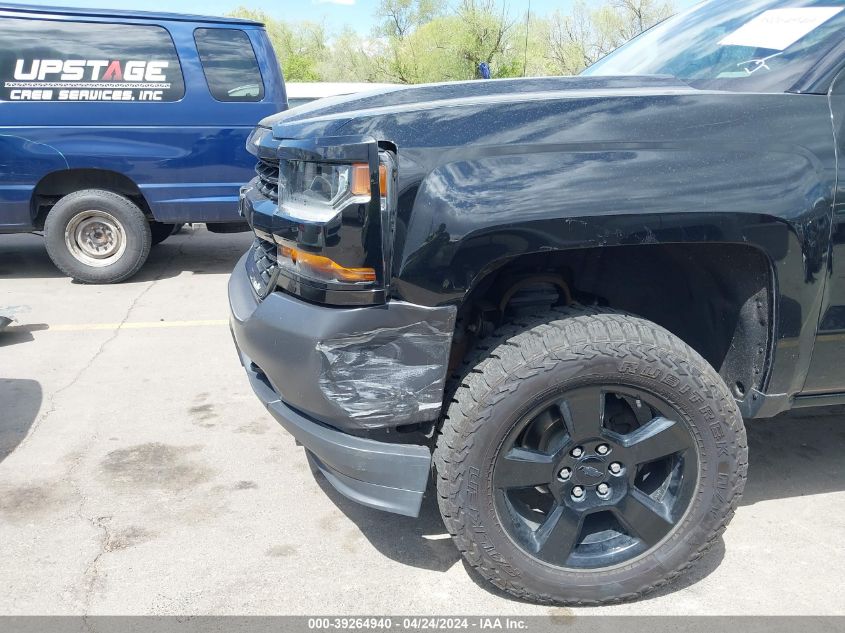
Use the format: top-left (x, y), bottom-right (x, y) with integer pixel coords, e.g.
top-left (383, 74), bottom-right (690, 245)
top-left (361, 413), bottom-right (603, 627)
top-left (230, 0), bottom-right (845, 605)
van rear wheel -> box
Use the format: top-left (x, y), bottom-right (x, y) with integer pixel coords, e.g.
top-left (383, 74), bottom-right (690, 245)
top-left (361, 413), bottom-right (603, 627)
top-left (44, 189), bottom-right (151, 284)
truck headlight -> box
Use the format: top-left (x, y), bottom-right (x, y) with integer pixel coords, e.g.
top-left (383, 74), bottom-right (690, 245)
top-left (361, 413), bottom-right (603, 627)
top-left (246, 126), bottom-right (271, 157)
top-left (279, 161), bottom-right (387, 223)
top-left (274, 154), bottom-right (392, 287)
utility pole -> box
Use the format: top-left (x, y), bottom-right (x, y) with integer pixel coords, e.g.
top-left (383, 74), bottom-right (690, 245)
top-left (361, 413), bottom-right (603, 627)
top-left (523, 0), bottom-right (531, 76)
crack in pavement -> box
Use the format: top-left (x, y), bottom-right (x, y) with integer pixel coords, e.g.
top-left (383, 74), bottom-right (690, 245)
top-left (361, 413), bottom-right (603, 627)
top-left (15, 293), bottom-right (146, 456)
top-left (80, 514), bottom-right (113, 617)
top-left (16, 285), bottom-right (149, 455)
top-left (17, 235), bottom-right (193, 454)
top-left (12, 233), bottom-right (197, 615)
top-left (73, 235), bottom-right (195, 617)
top-left (76, 236), bottom-right (198, 616)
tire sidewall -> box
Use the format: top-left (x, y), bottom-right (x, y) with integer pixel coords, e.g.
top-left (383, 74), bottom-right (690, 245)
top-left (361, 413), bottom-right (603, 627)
top-left (453, 340), bottom-right (741, 602)
top-left (44, 190), bottom-right (151, 284)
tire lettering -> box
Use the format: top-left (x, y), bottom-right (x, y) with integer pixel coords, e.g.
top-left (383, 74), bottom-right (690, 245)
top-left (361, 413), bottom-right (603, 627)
top-left (661, 374), bottom-right (681, 387)
top-left (710, 422), bottom-right (725, 441)
top-left (699, 405), bottom-right (716, 421)
top-left (468, 466), bottom-right (480, 505)
top-left (465, 466), bottom-right (520, 577)
top-left (640, 366), bottom-right (661, 379)
top-left (619, 361), bottom-right (639, 375)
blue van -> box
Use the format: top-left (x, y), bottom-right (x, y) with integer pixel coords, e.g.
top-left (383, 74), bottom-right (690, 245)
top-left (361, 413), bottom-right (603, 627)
top-left (0, 3), bottom-right (286, 282)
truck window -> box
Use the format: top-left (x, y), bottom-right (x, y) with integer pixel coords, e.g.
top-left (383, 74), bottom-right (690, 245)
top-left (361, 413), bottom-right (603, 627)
top-left (0, 18), bottom-right (184, 102)
top-left (584, 0), bottom-right (845, 93)
top-left (194, 28), bottom-right (265, 103)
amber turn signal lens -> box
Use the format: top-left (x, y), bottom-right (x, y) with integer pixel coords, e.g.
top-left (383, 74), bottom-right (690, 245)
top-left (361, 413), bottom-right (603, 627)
top-left (350, 164), bottom-right (370, 196)
top-left (350, 163), bottom-right (389, 198)
top-left (279, 244), bottom-right (376, 283)
top-left (378, 163), bottom-right (388, 197)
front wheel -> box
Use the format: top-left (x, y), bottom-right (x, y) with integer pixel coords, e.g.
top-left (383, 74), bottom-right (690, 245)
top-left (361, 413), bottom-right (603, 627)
top-left (44, 189), bottom-right (151, 284)
top-left (434, 307), bottom-right (747, 605)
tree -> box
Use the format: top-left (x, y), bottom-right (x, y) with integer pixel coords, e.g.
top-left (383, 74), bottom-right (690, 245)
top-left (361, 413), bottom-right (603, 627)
top-left (455, 0), bottom-right (516, 78)
top-left (320, 28), bottom-right (380, 82)
top-left (372, 0), bottom-right (518, 83)
top-left (610, 0), bottom-right (675, 42)
top-left (378, 0), bottom-right (444, 39)
top-left (371, 0), bottom-right (445, 83)
top-left (548, 0), bottom-right (674, 75)
top-left (229, 0), bottom-right (675, 84)
top-left (228, 6), bottom-right (328, 82)
top-left (508, 10), bottom-right (556, 78)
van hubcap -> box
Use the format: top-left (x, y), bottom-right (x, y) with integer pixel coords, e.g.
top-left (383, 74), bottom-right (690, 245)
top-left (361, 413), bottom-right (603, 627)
top-left (493, 385), bottom-right (699, 570)
top-left (65, 210), bottom-right (127, 267)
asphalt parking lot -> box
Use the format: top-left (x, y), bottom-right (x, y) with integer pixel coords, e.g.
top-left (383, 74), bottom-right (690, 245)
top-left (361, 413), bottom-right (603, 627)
top-left (1, 226), bottom-right (844, 616)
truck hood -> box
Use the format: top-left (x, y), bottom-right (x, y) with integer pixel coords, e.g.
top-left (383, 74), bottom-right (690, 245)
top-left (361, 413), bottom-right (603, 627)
top-left (260, 75), bottom-right (695, 136)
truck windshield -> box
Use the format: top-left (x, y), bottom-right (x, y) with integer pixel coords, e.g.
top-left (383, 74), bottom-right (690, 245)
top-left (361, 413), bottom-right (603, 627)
top-left (583, 0), bottom-right (845, 92)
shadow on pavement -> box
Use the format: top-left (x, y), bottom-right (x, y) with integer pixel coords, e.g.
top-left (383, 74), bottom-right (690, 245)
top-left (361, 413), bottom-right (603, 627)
top-left (0, 324), bottom-right (48, 347)
top-left (316, 475), bottom-right (461, 573)
top-left (317, 463), bottom-right (726, 603)
top-left (315, 407), bottom-right (845, 602)
top-left (0, 378), bottom-right (42, 464)
top-left (0, 227), bottom-right (253, 282)
top-left (742, 407), bottom-right (845, 506)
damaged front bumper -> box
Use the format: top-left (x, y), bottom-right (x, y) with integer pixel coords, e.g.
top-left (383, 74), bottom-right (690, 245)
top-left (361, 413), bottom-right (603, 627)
top-left (228, 252), bottom-right (457, 516)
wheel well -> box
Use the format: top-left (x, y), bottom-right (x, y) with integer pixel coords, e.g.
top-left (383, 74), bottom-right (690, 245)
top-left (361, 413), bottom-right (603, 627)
top-left (31, 169), bottom-right (152, 229)
top-left (453, 243), bottom-right (773, 398)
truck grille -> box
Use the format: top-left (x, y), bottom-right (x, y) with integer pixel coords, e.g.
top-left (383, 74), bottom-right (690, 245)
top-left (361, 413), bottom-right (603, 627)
top-left (247, 238), bottom-right (279, 298)
top-left (255, 158), bottom-right (279, 202)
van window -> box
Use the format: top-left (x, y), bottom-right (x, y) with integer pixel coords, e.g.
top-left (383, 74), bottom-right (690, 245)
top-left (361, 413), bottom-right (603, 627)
top-left (194, 28), bottom-right (265, 102)
top-left (0, 18), bottom-right (184, 102)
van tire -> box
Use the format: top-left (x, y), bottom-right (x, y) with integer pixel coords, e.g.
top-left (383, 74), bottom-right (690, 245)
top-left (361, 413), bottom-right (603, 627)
top-left (44, 189), bottom-right (152, 284)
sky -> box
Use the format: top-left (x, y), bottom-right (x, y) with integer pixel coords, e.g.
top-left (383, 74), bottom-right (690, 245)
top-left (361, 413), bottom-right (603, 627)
top-left (20, 0), bottom-right (702, 36)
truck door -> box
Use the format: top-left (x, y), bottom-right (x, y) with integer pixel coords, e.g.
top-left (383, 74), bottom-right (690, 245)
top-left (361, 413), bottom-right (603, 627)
top-left (802, 68), bottom-right (845, 394)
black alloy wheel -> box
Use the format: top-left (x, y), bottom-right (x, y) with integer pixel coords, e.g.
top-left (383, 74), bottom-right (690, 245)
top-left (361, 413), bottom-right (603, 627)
top-left (434, 306), bottom-right (747, 605)
top-left (493, 385), bottom-right (697, 570)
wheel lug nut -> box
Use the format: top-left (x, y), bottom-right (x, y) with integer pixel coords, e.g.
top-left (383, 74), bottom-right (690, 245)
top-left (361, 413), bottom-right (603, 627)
top-left (596, 444), bottom-right (610, 455)
top-left (597, 483), bottom-right (610, 495)
top-left (558, 467), bottom-right (571, 481)
top-left (570, 447), bottom-right (584, 458)
top-left (571, 486), bottom-right (585, 499)
top-left (609, 462), bottom-right (622, 475)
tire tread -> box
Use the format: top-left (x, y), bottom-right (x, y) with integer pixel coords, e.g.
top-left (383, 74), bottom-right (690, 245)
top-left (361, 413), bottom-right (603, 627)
top-left (44, 189), bottom-right (151, 284)
top-left (434, 304), bottom-right (748, 605)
